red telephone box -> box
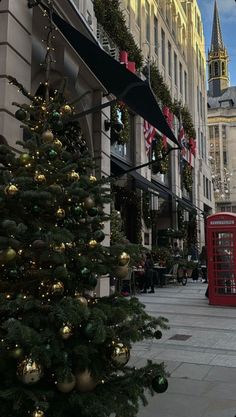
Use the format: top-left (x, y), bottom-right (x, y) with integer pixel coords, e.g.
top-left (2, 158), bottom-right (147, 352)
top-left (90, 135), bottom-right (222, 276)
top-left (207, 213), bottom-right (236, 306)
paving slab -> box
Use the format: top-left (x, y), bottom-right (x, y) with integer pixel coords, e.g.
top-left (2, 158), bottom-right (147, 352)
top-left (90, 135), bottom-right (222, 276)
top-left (135, 283), bottom-right (236, 417)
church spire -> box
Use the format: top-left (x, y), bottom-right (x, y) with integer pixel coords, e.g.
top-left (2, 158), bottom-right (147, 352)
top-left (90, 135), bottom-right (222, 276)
top-left (208, 0), bottom-right (229, 97)
top-left (210, 0), bottom-right (224, 52)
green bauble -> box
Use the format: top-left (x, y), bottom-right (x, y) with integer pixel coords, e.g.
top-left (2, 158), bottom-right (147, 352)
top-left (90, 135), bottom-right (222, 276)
top-left (152, 375), bottom-right (168, 393)
top-left (15, 109), bottom-right (27, 121)
top-left (88, 274), bottom-right (97, 287)
top-left (94, 230), bottom-right (105, 242)
top-left (154, 330), bottom-right (162, 340)
top-left (8, 269), bottom-right (18, 279)
top-left (81, 267), bottom-right (90, 277)
top-left (87, 207), bottom-right (98, 217)
top-left (73, 206), bottom-right (83, 217)
top-left (48, 149), bottom-right (58, 159)
top-left (51, 111), bottom-right (61, 120)
top-left (32, 205), bottom-right (40, 214)
top-left (53, 120), bottom-right (63, 131)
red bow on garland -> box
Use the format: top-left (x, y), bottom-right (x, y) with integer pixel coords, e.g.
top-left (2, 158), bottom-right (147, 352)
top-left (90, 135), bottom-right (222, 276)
top-left (162, 106), bottom-right (174, 150)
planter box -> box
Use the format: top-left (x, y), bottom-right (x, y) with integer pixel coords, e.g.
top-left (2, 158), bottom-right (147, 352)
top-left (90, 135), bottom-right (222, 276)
top-left (94, 274), bottom-right (110, 298)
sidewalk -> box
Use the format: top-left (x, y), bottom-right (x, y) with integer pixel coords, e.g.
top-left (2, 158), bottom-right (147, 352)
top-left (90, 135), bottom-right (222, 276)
top-left (132, 281), bottom-right (236, 417)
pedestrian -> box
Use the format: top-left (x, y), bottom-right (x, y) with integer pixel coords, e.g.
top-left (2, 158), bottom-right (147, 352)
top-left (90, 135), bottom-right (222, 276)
top-left (199, 246), bottom-right (207, 283)
top-left (141, 253), bottom-right (155, 294)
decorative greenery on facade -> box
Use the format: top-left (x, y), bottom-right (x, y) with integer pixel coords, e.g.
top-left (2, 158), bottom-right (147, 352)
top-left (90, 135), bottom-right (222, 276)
top-left (152, 136), bottom-right (169, 175)
top-left (111, 102), bottom-right (130, 145)
top-left (185, 210), bottom-right (198, 247)
top-left (93, 0), bottom-right (143, 68)
top-left (182, 162), bottom-right (193, 192)
top-left (142, 191), bottom-right (152, 229)
top-left (112, 185), bottom-right (142, 244)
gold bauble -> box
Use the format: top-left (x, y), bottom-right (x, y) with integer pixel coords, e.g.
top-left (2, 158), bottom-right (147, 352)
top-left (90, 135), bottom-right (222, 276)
top-left (59, 324), bottom-right (73, 340)
top-left (19, 153), bottom-right (32, 166)
top-left (1, 247), bottom-right (17, 263)
top-left (32, 410), bottom-right (45, 417)
top-left (53, 242), bottom-right (66, 253)
top-left (51, 281), bottom-right (64, 296)
top-left (84, 196), bottom-right (95, 209)
top-left (88, 239), bottom-right (97, 249)
top-left (111, 342), bottom-right (130, 367)
top-left (89, 175), bottom-right (97, 182)
top-left (34, 173), bottom-right (46, 183)
top-left (17, 357), bottom-right (43, 384)
top-left (53, 139), bottom-right (63, 148)
top-left (75, 293), bottom-right (88, 307)
top-left (5, 184), bottom-right (19, 195)
top-left (57, 373), bottom-right (76, 393)
top-left (42, 130), bottom-right (54, 143)
top-left (75, 369), bottom-right (97, 392)
top-left (56, 208), bottom-right (65, 219)
top-left (118, 252), bottom-right (130, 266)
top-left (67, 170), bottom-right (80, 181)
top-left (61, 104), bottom-right (72, 114)
top-left (114, 266), bottom-right (129, 279)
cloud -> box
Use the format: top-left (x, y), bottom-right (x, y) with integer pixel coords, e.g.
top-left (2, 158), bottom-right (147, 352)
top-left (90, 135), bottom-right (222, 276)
top-left (216, 0), bottom-right (236, 22)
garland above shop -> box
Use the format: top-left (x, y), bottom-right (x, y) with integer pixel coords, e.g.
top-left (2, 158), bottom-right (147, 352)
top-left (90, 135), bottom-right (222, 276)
top-left (93, 0), bottom-right (143, 69)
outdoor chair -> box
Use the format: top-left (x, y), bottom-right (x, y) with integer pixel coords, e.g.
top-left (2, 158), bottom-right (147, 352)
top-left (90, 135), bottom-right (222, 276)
top-left (163, 263), bottom-right (179, 285)
top-left (117, 268), bottom-right (136, 296)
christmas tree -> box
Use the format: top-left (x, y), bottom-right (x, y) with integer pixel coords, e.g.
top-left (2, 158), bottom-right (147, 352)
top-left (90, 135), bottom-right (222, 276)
top-left (0, 3), bottom-right (168, 417)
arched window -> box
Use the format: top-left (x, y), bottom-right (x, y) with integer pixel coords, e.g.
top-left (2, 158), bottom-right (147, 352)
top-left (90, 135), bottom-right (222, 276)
top-left (209, 64), bottom-right (212, 77)
top-left (222, 62), bottom-right (226, 76)
top-left (214, 62), bottom-right (219, 76)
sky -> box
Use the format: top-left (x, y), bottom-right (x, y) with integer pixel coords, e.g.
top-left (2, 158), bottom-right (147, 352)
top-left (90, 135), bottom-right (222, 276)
top-left (197, 0), bottom-right (236, 86)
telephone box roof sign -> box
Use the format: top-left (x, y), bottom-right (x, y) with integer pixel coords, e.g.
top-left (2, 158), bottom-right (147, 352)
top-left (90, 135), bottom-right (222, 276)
top-left (207, 212), bottom-right (236, 307)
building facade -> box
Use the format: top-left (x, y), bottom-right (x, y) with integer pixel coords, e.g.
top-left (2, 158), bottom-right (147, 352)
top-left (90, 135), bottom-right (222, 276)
top-left (207, 1), bottom-right (236, 213)
top-left (0, 0), bottom-right (213, 251)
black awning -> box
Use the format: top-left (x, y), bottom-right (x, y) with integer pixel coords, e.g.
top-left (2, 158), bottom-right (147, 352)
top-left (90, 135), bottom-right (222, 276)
top-left (51, 11), bottom-right (180, 148)
top-left (111, 156), bottom-right (170, 198)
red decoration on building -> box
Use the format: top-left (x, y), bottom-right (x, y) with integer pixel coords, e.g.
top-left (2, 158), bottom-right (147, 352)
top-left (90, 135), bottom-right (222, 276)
top-left (119, 50), bottom-right (128, 66)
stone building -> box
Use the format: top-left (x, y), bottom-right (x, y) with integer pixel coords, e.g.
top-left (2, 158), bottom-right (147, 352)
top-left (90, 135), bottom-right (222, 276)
top-left (207, 0), bottom-right (236, 213)
top-left (0, 0), bottom-right (213, 250)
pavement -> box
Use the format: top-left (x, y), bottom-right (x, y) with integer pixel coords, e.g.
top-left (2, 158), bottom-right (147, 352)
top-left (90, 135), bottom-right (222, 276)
top-left (131, 281), bottom-right (236, 417)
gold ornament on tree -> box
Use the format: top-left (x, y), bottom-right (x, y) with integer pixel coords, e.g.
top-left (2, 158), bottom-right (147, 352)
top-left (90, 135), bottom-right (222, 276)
top-left (60, 104), bottom-right (72, 114)
top-left (0, 247), bottom-right (17, 263)
top-left (56, 208), bottom-right (65, 219)
top-left (89, 175), bottom-right (97, 182)
top-left (59, 324), bottom-right (73, 340)
top-left (51, 281), bottom-right (64, 296)
top-left (32, 411), bottom-right (45, 417)
top-left (19, 153), bottom-right (32, 166)
top-left (34, 173), bottom-right (46, 183)
top-left (57, 373), bottom-right (76, 393)
top-left (75, 369), bottom-right (97, 392)
top-left (5, 184), bottom-right (19, 196)
top-left (75, 293), bottom-right (88, 307)
top-left (53, 242), bottom-right (66, 253)
top-left (118, 252), bottom-right (130, 266)
top-left (42, 129), bottom-right (54, 143)
top-left (17, 357), bottom-right (43, 384)
top-left (110, 342), bottom-right (130, 367)
top-left (88, 239), bottom-right (97, 249)
top-left (114, 266), bottom-right (129, 279)
top-left (67, 170), bottom-right (80, 181)
top-left (53, 138), bottom-right (63, 148)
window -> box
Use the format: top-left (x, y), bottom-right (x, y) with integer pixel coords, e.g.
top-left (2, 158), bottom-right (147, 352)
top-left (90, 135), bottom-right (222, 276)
top-left (184, 71), bottom-right (187, 103)
top-left (222, 125), bottom-right (227, 139)
top-left (154, 16), bottom-right (158, 55)
top-left (201, 132), bottom-right (204, 159)
top-left (223, 151), bottom-right (227, 165)
top-left (209, 64), bottom-right (212, 78)
top-left (174, 52), bottom-right (177, 86)
top-left (135, 0), bottom-right (141, 26)
top-left (145, 1), bottom-right (150, 42)
top-left (197, 86), bottom-right (199, 113)
top-left (161, 29), bottom-right (165, 67)
top-left (214, 62), bottom-right (219, 76)
top-left (203, 175), bottom-right (206, 197)
top-left (168, 41), bottom-right (172, 76)
top-left (222, 62), bottom-right (226, 76)
top-left (179, 62), bottom-right (183, 94)
top-left (200, 91), bottom-right (202, 118)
